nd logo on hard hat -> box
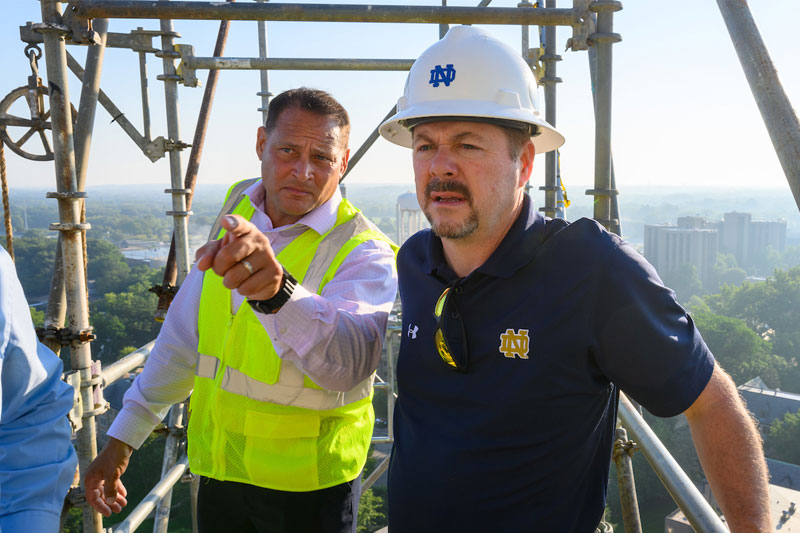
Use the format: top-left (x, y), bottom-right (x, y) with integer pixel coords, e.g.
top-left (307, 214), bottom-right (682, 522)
top-left (429, 64), bottom-right (456, 87)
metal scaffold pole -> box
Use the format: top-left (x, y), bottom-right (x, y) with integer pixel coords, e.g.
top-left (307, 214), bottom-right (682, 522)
top-left (540, 0), bottom-right (562, 218)
top-left (154, 5), bottom-right (190, 530)
top-left (256, 0), bottom-right (272, 125)
top-left (37, 1), bottom-right (102, 532)
top-left (587, 0), bottom-right (620, 232)
top-left (716, 0), bottom-right (800, 213)
top-left (586, 13), bottom-right (620, 235)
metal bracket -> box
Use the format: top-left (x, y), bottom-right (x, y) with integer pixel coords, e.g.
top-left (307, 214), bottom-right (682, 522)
top-left (61, 5), bottom-right (100, 45)
top-left (49, 222), bottom-right (92, 231)
top-left (149, 283), bottom-right (179, 298)
top-left (175, 44), bottom-right (201, 88)
top-left (64, 370), bottom-right (84, 433)
top-left (152, 424), bottom-right (187, 440)
top-left (46, 191), bottom-right (88, 199)
top-left (612, 437), bottom-right (638, 459)
top-left (36, 325), bottom-right (96, 346)
top-left (66, 486), bottom-right (87, 507)
top-left (83, 401), bottom-right (110, 418)
top-left (566, 0), bottom-right (595, 52)
top-left (29, 22), bottom-right (71, 38)
top-left (143, 136), bottom-right (191, 161)
top-left (129, 27), bottom-right (162, 53)
top-left (527, 47), bottom-right (545, 83)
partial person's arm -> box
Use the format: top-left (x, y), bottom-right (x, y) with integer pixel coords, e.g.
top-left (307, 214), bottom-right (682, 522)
top-left (256, 238), bottom-right (396, 391)
top-left (684, 363), bottom-right (772, 532)
top-left (85, 267), bottom-right (202, 516)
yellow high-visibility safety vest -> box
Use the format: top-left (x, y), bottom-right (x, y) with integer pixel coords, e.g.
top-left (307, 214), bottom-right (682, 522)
top-left (188, 179), bottom-right (397, 491)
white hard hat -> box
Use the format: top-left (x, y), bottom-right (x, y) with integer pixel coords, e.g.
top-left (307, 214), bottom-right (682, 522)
top-left (379, 25), bottom-right (564, 154)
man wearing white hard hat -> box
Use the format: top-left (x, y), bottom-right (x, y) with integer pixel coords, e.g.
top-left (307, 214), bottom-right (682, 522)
top-left (381, 25), bottom-right (770, 532)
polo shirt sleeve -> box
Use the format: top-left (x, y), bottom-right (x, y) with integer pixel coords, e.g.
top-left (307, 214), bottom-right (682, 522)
top-left (591, 233), bottom-right (715, 417)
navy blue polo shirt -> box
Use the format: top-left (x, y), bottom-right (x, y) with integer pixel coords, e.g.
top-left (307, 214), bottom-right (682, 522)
top-left (388, 195), bottom-right (715, 532)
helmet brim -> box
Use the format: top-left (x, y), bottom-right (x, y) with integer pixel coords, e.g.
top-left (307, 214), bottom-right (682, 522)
top-left (379, 100), bottom-right (565, 155)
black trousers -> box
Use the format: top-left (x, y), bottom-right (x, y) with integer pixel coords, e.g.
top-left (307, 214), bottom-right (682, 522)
top-left (197, 476), bottom-right (361, 533)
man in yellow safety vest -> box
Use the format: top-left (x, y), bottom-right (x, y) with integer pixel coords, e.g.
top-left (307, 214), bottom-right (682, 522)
top-left (85, 88), bottom-right (397, 532)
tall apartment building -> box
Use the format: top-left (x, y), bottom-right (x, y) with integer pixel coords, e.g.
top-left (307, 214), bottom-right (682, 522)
top-left (644, 224), bottom-right (718, 287)
top-left (720, 212), bottom-right (786, 267)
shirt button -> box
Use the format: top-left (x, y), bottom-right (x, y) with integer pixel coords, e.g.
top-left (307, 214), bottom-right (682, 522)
top-left (280, 327), bottom-right (287, 334)
top-left (451, 311), bottom-right (460, 319)
top-left (454, 287), bottom-right (463, 294)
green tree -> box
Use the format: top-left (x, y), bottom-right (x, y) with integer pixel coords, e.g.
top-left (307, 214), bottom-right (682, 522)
top-left (91, 280), bottom-right (162, 364)
top-left (764, 409), bottom-right (800, 465)
top-left (30, 306), bottom-right (44, 328)
top-left (710, 253), bottom-right (746, 291)
top-left (8, 232), bottom-right (57, 297)
top-left (357, 488), bottom-right (387, 533)
top-left (692, 311), bottom-right (786, 387)
top-left (705, 267), bottom-right (800, 362)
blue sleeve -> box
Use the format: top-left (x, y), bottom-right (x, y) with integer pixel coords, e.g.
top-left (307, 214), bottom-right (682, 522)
top-left (0, 247), bottom-right (77, 519)
top-left (592, 236), bottom-right (715, 417)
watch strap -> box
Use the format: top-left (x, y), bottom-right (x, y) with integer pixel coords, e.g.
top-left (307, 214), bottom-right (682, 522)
top-left (248, 269), bottom-right (297, 314)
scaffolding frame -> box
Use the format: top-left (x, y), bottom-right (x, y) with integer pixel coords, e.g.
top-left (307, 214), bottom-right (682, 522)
top-left (9, 0), bottom-right (800, 531)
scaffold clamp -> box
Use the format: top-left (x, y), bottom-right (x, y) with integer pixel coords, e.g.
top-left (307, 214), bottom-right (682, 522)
top-left (36, 325), bottom-right (96, 346)
top-left (64, 370), bottom-right (84, 433)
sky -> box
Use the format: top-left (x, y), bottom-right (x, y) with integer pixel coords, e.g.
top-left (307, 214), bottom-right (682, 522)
top-left (1, 0), bottom-right (799, 200)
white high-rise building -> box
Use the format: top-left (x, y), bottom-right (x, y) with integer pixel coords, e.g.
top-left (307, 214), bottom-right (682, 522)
top-left (644, 224), bottom-right (718, 287)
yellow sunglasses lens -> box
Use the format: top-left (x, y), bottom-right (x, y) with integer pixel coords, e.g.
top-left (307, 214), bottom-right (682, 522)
top-left (434, 287), bottom-right (450, 318)
top-left (434, 328), bottom-right (458, 368)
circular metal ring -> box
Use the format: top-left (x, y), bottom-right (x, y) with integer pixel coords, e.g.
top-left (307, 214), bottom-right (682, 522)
top-left (24, 44), bottom-right (42, 61)
top-left (241, 260), bottom-right (255, 275)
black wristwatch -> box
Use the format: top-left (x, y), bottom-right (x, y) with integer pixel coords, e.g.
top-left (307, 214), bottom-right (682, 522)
top-left (248, 269), bottom-right (297, 314)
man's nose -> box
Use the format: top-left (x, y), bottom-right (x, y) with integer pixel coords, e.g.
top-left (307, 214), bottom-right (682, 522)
top-left (294, 157), bottom-right (314, 180)
top-left (429, 147), bottom-right (456, 178)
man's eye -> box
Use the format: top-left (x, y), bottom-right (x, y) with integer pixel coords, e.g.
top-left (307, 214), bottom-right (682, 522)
top-left (416, 144), bottom-right (433, 152)
top-left (460, 144), bottom-right (477, 150)
top-left (279, 147), bottom-right (293, 154)
top-left (315, 154), bottom-right (333, 162)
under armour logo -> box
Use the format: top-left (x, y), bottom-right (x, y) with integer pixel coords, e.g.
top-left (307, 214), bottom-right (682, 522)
top-left (429, 64), bottom-right (456, 87)
top-left (408, 324), bottom-right (419, 339)
top-left (499, 329), bottom-right (530, 359)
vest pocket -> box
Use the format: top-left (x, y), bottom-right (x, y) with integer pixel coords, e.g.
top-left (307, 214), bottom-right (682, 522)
top-left (243, 410), bottom-right (320, 490)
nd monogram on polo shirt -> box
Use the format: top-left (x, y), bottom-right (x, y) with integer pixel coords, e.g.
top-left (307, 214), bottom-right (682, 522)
top-left (388, 194), bottom-right (715, 533)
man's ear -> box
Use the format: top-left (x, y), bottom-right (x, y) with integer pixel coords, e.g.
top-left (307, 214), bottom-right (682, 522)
top-left (339, 148), bottom-right (351, 177)
top-left (256, 126), bottom-right (267, 160)
top-left (517, 140), bottom-right (535, 187)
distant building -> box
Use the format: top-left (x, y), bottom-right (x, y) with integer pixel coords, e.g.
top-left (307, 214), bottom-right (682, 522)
top-left (396, 192), bottom-right (429, 244)
top-left (644, 224), bottom-right (718, 287)
top-left (665, 477), bottom-right (800, 532)
top-left (720, 212), bottom-right (786, 267)
top-left (768, 458), bottom-right (800, 491)
top-left (738, 376), bottom-right (800, 428)
top-left (750, 219), bottom-right (787, 260)
top-left (721, 212), bottom-right (752, 266)
top-left (644, 212), bottom-right (787, 285)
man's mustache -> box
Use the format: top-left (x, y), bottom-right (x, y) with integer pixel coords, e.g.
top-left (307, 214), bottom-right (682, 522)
top-left (424, 179), bottom-right (472, 203)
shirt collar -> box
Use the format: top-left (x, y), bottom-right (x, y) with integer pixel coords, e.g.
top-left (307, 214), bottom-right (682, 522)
top-left (424, 194), bottom-right (546, 281)
top-left (244, 179), bottom-right (342, 235)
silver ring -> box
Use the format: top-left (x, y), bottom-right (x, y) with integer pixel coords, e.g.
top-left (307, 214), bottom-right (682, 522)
top-left (241, 260), bottom-right (255, 275)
